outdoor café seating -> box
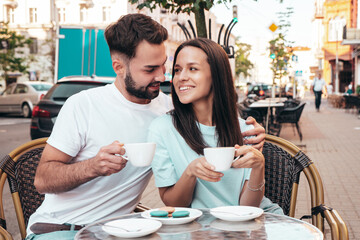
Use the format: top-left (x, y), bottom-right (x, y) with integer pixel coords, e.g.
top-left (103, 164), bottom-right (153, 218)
top-left (0, 136), bottom-right (349, 239)
top-left (0, 138), bottom-right (150, 239)
top-left (264, 134), bottom-right (348, 240)
top-left (274, 102), bottom-right (306, 141)
top-left (343, 95), bottom-right (360, 114)
top-left (0, 226), bottom-right (12, 240)
top-left (237, 103), bottom-right (264, 126)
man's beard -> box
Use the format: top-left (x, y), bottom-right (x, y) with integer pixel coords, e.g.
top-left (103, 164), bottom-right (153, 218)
top-left (124, 71), bottom-right (160, 100)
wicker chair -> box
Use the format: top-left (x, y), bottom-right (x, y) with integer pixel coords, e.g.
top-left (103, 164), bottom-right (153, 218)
top-left (237, 103), bottom-right (264, 126)
top-left (263, 134), bottom-right (349, 240)
top-left (0, 227), bottom-right (13, 240)
top-left (275, 102), bottom-right (306, 141)
top-left (0, 138), bottom-right (150, 240)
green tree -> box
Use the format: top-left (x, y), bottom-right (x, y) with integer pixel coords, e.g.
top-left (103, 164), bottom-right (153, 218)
top-left (269, 33), bottom-right (292, 84)
top-left (0, 22), bottom-right (32, 87)
top-left (235, 41), bottom-right (253, 78)
top-left (129, 1), bottom-right (285, 38)
top-left (130, 0), bottom-right (233, 38)
top-left (268, 7), bottom-right (293, 97)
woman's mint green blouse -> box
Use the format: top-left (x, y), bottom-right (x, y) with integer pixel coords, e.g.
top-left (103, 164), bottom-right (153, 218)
top-left (148, 114), bottom-right (283, 214)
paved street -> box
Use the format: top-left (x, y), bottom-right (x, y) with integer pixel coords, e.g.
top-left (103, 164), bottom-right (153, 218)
top-left (0, 117), bottom-right (31, 240)
top-left (141, 94), bottom-right (360, 240)
top-left (1, 94), bottom-right (359, 239)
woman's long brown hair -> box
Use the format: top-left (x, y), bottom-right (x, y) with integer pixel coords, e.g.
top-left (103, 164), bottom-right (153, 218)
top-left (170, 38), bottom-right (243, 155)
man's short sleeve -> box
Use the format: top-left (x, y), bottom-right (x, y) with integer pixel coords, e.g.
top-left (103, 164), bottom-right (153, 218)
top-left (47, 93), bottom-right (89, 157)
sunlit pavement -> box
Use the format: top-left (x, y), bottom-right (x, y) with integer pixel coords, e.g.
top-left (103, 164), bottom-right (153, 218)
top-left (141, 92), bottom-right (360, 240)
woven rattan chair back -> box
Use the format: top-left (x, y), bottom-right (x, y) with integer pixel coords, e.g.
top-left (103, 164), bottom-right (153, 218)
top-left (0, 138), bottom-right (152, 240)
top-left (262, 141), bottom-right (309, 216)
top-left (0, 226), bottom-right (13, 240)
top-left (0, 138), bottom-right (47, 240)
top-left (264, 134), bottom-right (349, 240)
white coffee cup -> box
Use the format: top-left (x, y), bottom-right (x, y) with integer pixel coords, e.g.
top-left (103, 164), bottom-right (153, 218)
top-left (203, 147), bottom-right (236, 172)
top-left (122, 142), bottom-right (156, 167)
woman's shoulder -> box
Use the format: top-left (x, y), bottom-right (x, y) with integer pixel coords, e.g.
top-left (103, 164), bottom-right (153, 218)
top-left (149, 113), bottom-right (173, 130)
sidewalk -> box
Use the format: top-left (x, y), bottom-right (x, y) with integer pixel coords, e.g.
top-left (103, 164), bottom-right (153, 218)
top-left (140, 93), bottom-right (360, 240)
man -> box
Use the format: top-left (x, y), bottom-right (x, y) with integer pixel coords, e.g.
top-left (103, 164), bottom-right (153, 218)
top-left (26, 14), bottom-right (265, 240)
top-left (311, 73), bottom-right (326, 112)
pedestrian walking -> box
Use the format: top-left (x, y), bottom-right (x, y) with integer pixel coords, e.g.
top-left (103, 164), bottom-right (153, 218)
top-left (311, 73), bottom-right (326, 112)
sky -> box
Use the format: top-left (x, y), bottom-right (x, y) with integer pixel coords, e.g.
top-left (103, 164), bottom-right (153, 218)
top-left (211, 0), bottom-right (314, 48)
top-left (210, 0), bottom-right (315, 83)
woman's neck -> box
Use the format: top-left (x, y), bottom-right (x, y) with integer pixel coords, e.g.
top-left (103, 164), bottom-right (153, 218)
top-left (193, 101), bottom-right (213, 126)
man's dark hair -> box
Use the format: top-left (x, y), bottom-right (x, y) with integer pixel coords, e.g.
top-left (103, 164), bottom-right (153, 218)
top-left (170, 38), bottom-right (243, 155)
top-left (105, 13), bottom-right (168, 59)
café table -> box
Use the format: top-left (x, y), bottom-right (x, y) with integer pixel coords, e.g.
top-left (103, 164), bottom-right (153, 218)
top-left (75, 209), bottom-right (323, 240)
top-left (249, 100), bottom-right (285, 133)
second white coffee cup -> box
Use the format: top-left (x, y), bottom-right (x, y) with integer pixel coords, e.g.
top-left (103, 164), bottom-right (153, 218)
top-left (122, 142), bottom-right (156, 167)
top-left (204, 147), bottom-right (235, 172)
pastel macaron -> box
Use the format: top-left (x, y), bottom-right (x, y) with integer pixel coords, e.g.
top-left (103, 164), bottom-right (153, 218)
top-left (172, 210), bottom-right (190, 218)
top-left (150, 210), bottom-right (169, 218)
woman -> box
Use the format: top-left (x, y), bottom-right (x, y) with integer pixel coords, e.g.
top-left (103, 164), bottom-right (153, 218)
top-left (148, 38), bottom-right (282, 214)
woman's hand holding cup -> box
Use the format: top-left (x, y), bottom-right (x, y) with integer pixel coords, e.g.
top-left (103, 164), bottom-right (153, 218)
top-left (185, 157), bottom-right (224, 182)
top-left (232, 144), bottom-right (265, 170)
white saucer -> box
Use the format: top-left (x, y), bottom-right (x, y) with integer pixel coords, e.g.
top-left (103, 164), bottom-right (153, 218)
top-left (210, 206), bottom-right (263, 221)
top-left (141, 207), bottom-right (203, 225)
top-left (102, 219), bottom-right (162, 238)
top-left (210, 218), bottom-right (263, 231)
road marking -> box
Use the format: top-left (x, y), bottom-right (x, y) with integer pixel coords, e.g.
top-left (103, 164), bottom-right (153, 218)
top-left (354, 127), bottom-right (360, 130)
top-left (0, 118), bottom-right (31, 126)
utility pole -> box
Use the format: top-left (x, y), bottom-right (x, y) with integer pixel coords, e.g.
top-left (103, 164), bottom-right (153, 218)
top-left (335, 28), bottom-right (339, 93)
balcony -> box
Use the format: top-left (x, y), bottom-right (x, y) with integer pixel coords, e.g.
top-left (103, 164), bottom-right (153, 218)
top-left (3, 0), bottom-right (18, 8)
top-left (342, 28), bottom-right (360, 45)
top-left (314, 0), bottom-right (324, 19)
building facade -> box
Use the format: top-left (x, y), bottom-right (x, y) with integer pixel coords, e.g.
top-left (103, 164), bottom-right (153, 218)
top-left (321, 0), bottom-right (357, 93)
top-left (0, 0), bottom-right (236, 87)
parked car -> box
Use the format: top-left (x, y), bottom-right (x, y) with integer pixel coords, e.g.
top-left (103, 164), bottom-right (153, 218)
top-left (30, 76), bottom-right (114, 139)
top-left (0, 81), bottom-right (53, 118)
top-left (246, 83), bottom-right (272, 99)
top-left (160, 81), bottom-right (172, 95)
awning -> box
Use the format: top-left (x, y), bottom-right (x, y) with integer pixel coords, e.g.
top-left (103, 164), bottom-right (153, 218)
top-left (324, 49), bottom-right (352, 61)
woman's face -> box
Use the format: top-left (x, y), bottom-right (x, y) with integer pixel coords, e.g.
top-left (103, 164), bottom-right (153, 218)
top-left (173, 46), bottom-right (213, 106)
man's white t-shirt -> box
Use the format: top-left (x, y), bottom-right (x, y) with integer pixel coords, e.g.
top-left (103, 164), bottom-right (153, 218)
top-left (27, 83), bottom-right (172, 235)
top-left (312, 77), bottom-right (326, 92)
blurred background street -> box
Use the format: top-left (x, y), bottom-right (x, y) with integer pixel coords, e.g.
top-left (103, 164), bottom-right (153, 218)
top-left (1, 0), bottom-right (360, 239)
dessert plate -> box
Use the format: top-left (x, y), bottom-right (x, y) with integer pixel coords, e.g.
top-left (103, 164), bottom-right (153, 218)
top-left (210, 206), bottom-right (263, 221)
top-left (141, 207), bottom-right (203, 225)
top-left (102, 219), bottom-right (162, 238)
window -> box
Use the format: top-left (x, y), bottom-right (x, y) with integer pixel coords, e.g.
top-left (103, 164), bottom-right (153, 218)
top-left (328, 17), bottom-right (346, 42)
top-left (4, 86), bottom-right (14, 95)
top-left (30, 83), bottom-right (52, 91)
top-left (102, 6), bottom-right (111, 22)
top-left (29, 38), bottom-right (38, 54)
top-left (5, 6), bottom-right (15, 23)
top-left (57, 8), bottom-right (66, 23)
top-left (29, 8), bottom-right (38, 23)
top-left (14, 84), bottom-right (28, 94)
top-left (80, 5), bottom-right (89, 23)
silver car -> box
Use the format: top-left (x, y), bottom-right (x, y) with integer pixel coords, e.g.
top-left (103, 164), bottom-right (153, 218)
top-left (0, 81), bottom-right (53, 118)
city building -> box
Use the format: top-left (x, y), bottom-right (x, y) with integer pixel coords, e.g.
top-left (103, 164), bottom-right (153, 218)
top-left (321, 0), bottom-right (357, 93)
top-left (0, 0), bottom-right (236, 88)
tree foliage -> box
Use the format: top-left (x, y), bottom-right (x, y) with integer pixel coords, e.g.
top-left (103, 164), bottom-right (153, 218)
top-left (0, 22), bottom-right (32, 87)
top-left (129, 0), bottom-right (285, 39)
top-left (129, 0), bottom-right (235, 38)
top-left (235, 40), bottom-right (253, 78)
top-left (268, 7), bottom-right (293, 92)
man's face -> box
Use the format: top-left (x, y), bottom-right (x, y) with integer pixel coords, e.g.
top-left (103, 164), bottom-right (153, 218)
top-left (124, 40), bottom-right (167, 104)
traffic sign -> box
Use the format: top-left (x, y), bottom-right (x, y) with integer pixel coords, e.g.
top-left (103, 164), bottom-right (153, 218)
top-left (269, 23), bottom-right (278, 32)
